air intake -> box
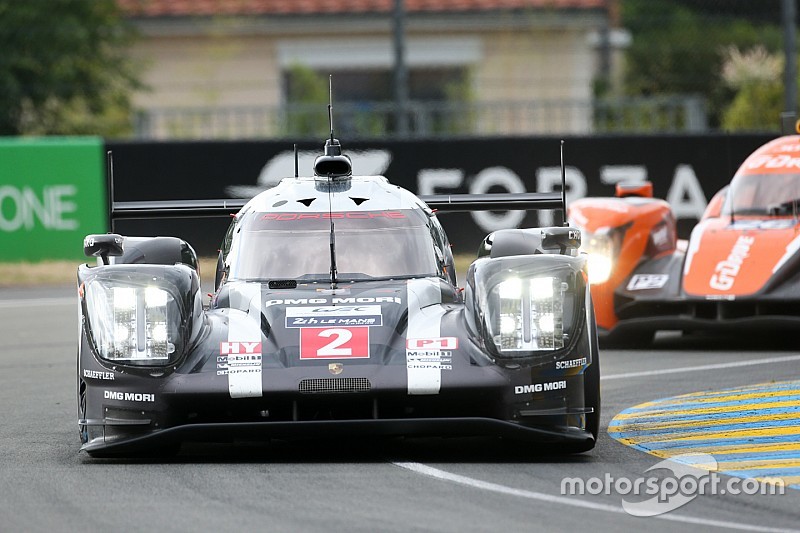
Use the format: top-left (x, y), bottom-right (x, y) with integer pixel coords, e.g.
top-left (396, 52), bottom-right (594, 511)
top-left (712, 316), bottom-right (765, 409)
top-left (313, 138), bottom-right (352, 178)
top-left (299, 378), bottom-right (371, 394)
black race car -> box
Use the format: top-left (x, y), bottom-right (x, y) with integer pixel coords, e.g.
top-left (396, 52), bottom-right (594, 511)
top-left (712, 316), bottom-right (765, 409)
top-left (77, 134), bottom-right (600, 457)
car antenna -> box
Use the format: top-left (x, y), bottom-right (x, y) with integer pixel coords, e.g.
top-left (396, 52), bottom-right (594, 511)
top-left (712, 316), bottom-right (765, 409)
top-left (312, 76), bottom-right (351, 290)
top-left (294, 143), bottom-right (298, 177)
top-left (326, 76), bottom-right (338, 289)
top-left (560, 140), bottom-right (568, 226)
top-left (107, 150), bottom-right (115, 233)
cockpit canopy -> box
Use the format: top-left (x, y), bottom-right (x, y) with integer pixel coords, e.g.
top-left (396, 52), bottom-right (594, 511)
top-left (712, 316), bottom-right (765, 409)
top-left (724, 173), bottom-right (800, 216)
top-left (224, 208), bottom-right (443, 282)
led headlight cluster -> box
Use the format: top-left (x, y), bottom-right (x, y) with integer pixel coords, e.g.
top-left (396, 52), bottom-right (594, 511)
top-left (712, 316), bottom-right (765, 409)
top-left (84, 281), bottom-right (181, 364)
top-left (494, 276), bottom-right (566, 352)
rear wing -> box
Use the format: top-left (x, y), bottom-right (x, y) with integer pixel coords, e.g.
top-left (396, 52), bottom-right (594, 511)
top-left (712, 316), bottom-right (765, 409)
top-left (106, 140), bottom-right (570, 231)
top-left (110, 192), bottom-right (563, 218)
top-left (109, 192), bottom-right (565, 231)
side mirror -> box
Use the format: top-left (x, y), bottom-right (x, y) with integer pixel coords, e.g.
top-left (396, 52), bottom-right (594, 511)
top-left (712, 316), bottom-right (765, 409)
top-left (541, 226), bottom-right (581, 254)
top-left (84, 234), bottom-right (124, 264)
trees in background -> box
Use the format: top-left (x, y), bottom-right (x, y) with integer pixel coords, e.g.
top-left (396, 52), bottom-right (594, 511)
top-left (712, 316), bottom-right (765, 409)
top-left (0, 0), bottom-right (141, 136)
top-left (620, 0), bottom-right (785, 131)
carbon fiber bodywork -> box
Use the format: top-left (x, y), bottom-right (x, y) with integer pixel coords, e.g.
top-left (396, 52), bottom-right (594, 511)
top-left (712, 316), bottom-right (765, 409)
top-left (78, 264), bottom-right (598, 456)
top-left (77, 142), bottom-right (599, 456)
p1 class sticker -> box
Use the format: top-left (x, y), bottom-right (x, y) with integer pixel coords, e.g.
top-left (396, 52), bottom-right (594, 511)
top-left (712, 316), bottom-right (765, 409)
top-left (627, 274), bottom-right (668, 291)
top-left (407, 337), bottom-right (458, 350)
top-left (405, 279), bottom-right (446, 395)
top-left (299, 327), bottom-right (369, 359)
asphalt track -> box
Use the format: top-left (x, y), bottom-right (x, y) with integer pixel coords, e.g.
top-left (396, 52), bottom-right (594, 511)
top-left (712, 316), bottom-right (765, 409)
top-left (2, 285), bottom-right (800, 532)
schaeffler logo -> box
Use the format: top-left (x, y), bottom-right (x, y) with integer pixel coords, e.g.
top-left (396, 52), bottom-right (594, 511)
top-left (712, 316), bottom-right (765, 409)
top-left (561, 453), bottom-right (784, 516)
top-left (709, 235), bottom-right (755, 291)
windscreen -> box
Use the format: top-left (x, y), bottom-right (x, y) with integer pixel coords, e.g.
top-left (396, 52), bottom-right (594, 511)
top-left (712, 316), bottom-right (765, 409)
top-left (227, 210), bottom-right (439, 281)
top-left (726, 173), bottom-right (800, 216)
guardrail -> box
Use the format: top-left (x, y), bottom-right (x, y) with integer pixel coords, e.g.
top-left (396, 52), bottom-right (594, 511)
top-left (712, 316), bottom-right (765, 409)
top-left (133, 96), bottom-right (708, 140)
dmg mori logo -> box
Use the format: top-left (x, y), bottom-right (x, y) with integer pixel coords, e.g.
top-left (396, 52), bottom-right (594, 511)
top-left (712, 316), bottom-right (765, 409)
top-left (104, 390), bottom-right (155, 402)
top-left (515, 381), bottom-right (567, 394)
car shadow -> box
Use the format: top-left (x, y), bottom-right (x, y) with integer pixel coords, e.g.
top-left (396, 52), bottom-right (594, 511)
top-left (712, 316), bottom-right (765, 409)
top-left (620, 331), bottom-right (799, 352)
top-left (80, 435), bottom-right (600, 465)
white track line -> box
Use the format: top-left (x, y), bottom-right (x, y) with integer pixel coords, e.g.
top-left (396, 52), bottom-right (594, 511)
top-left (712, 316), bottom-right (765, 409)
top-left (393, 462), bottom-right (797, 532)
top-left (601, 354), bottom-right (800, 381)
top-left (0, 297), bottom-right (75, 309)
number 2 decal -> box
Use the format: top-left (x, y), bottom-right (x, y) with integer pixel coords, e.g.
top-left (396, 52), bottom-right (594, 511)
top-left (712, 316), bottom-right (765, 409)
top-left (317, 328), bottom-right (353, 356)
top-left (299, 327), bottom-right (370, 359)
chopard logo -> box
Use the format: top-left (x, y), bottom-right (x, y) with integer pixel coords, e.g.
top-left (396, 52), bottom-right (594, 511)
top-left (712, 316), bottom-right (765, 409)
top-left (709, 235), bottom-right (755, 291)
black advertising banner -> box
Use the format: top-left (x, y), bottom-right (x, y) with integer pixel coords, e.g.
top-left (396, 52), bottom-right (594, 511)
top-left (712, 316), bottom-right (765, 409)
top-left (106, 134), bottom-right (772, 256)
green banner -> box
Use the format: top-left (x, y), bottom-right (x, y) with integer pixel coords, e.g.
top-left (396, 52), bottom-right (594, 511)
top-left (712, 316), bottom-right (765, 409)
top-left (0, 137), bottom-right (106, 261)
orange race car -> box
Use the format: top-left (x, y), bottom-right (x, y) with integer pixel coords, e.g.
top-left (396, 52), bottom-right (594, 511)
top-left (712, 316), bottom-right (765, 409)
top-left (568, 134), bottom-right (800, 346)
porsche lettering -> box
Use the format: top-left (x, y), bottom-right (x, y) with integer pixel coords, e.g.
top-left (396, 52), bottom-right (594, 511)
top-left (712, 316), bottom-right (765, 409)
top-left (261, 211), bottom-right (406, 221)
top-left (709, 236), bottom-right (755, 291)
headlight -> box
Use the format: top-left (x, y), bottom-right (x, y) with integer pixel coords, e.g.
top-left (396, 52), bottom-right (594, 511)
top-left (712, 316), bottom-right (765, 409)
top-left (82, 269), bottom-right (195, 366)
top-left (491, 275), bottom-right (569, 353)
top-left (581, 231), bottom-right (615, 284)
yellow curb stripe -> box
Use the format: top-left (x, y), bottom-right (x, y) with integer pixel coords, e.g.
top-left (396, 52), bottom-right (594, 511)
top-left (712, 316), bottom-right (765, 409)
top-left (665, 382), bottom-right (798, 400)
top-left (711, 459), bottom-right (800, 471)
top-left (609, 411), bottom-right (800, 433)
top-left (761, 476), bottom-right (800, 485)
top-left (619, 424), bottom-right (800, 445)
top-left (613, 399), bottom-right (800, 421)
top-left (649, 388), bottom-right (800, 406)
top-left (652, 442), bottom-right (800, 458)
